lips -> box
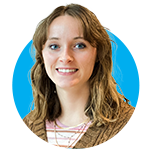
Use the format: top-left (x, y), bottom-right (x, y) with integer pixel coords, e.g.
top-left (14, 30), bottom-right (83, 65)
top-left (56, 68), bottom-right (78, 74)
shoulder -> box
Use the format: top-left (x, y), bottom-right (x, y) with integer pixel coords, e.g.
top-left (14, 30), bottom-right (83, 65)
top-left (23, 111), bottom-right (45, 129)
top-left (19, 112), bottom-right (33, 128)
top-left (15, 112), bottom-right (33, 142)
top-left (14, 112), bottom-right (45, 149)
top-left (14, 113), bottom-right (30, 149)
top-left (119, 100), bottom-right (135, 123)
top-left (116, 101), bottom-right (141, 148)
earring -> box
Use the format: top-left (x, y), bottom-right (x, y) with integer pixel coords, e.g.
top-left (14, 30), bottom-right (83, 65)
top-left (54, 90), bottom-right (57, 94)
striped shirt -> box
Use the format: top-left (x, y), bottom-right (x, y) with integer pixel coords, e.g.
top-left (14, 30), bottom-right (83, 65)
top-left (46, 119), bottom-right (92, 148)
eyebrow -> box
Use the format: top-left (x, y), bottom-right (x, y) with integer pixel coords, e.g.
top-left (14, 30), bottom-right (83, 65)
top-left (48, 37), bottom-right (60, 40)
top-left (48, 36), bottom-right (84, 40)
top-left (73, 36), bottom-right (84, 40)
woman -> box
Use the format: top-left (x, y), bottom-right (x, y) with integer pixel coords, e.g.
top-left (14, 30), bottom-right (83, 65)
top-left (23, 3), bottom-right (134, 149)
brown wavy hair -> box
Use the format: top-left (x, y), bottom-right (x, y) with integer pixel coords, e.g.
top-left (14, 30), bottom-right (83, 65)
top-left (29, 3), bottom-right (128, 125)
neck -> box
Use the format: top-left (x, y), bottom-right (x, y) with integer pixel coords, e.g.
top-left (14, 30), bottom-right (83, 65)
top-left (56, 83), bottom-right (90, 126)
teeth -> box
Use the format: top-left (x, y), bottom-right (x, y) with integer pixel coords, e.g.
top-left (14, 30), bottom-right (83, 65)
top-left (58, 69), bottom-right (77, 73)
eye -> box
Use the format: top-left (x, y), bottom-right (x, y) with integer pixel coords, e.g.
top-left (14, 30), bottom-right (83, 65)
top-left (74, 43), bottom-right (86, 49)
top-left (49, 44), bottom-right (60, 50)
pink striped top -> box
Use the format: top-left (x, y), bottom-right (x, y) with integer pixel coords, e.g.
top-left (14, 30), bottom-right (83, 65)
top-left (46, 119), bottom-right (92, 148)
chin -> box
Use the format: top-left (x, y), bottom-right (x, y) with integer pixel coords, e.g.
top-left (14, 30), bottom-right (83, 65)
top-left (57, 84), bottom-right (76, 89)
top-left (56, 80), bottom-right (80, 89)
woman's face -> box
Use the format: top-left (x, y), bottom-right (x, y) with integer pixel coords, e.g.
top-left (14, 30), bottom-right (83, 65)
top-left (42, 15), bottom-right (97, 90)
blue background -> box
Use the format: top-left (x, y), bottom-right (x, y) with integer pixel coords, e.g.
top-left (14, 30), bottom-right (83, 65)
top-left (11, 20), bottom-right (141, 148)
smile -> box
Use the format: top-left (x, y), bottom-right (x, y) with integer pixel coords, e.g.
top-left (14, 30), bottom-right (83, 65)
top-left (56, 68), bottom-right (78, 73)
top-left (59, 69), bottom-right (77, 73)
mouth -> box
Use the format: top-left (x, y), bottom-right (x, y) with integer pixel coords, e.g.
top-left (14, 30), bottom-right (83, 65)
top-left (56, 68), bottom-right (79, 73)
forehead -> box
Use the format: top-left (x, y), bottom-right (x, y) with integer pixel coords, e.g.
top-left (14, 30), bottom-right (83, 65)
top-left (47, 15), bottom-right (83, 38)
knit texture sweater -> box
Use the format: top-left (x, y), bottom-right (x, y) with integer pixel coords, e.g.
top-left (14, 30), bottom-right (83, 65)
top-left (14, 102), bottom-right (141, 149)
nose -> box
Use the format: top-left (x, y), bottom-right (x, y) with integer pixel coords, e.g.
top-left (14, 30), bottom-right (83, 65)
top-left (59, 47), bottom-right (73, 64)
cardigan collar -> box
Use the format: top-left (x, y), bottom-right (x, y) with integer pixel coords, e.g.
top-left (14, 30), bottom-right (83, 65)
top-left (32, 119), bottom-right (104, 148)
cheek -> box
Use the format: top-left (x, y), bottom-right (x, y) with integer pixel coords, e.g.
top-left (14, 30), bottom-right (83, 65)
top-left (42, 50), bottom-right (56, 71)
top-left (78, 54), bottom-right (96, 79)
top-left (83, 51), bottom-right (96, 68)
